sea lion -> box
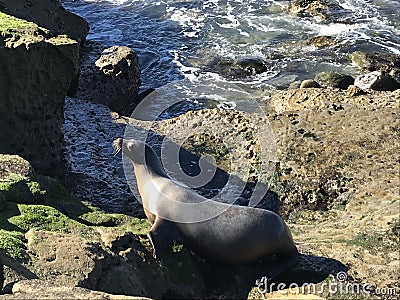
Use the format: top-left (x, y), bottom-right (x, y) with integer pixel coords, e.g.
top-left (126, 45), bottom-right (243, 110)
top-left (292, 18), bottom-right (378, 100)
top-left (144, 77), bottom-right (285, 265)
top-left (115, 138), bottom-right (298, 268)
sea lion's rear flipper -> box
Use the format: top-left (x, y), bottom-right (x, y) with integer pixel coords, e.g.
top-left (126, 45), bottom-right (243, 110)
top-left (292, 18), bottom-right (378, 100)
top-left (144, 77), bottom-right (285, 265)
top-left (147, 217), bottom-right (183, 262)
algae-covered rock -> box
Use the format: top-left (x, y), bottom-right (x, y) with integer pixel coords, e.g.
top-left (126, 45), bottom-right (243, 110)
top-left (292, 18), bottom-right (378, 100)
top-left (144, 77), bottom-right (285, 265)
top-left (0, 154), bottom-right (206, 298)
top-left (0, 0), bottom-right (89, 44)
top-left (314, 71), bottom-right (354, 89)
top-left (0, 12), bottom-right (79, 177)
top-left (350, 50), bottom-right (400, 75)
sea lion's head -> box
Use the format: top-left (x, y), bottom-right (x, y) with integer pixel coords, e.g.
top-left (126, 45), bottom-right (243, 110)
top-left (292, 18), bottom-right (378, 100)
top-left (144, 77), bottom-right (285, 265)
top-left (113, 138), bottom-right (160, 167)
top-left (113, 138), bottom-right (145, 164)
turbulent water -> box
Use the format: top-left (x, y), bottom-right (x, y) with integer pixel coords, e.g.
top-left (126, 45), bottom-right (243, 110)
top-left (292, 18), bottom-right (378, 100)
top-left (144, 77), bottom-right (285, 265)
top-left (62, 0), bottom-right (399, 93)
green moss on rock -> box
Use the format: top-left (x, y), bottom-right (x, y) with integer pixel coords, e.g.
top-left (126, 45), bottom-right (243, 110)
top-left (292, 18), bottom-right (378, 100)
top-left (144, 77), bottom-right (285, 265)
top-left (0, 11), bottom-right (49, 37)
top-left (8, 204), bottom-right (84, 233)
top-left (0, 229), bottom-right (26, 259)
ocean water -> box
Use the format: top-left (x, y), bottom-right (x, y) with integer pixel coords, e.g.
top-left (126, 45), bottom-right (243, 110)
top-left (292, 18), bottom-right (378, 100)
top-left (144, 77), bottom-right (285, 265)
top-left (62, 0), bottom-right (400, 93)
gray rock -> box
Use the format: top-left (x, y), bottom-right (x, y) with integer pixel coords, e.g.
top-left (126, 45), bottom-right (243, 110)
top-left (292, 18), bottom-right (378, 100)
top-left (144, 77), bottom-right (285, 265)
top-left (80, 46), bottom-right (141, 115)
top-left (314, 71), bottom-right (354, 89)
top-left (300, 79), bottom-right (321, 88)
top-left (350, 51), bottom-right (400, 75)
top-left (288, 0), bottom-right (349, 22)
top-left (354, 71), bottom-right (400, 91)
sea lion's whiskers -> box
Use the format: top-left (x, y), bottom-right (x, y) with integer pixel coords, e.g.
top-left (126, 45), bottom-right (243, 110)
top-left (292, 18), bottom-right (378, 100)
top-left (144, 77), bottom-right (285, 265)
top-left (112, 138), bottom-right (123, 156)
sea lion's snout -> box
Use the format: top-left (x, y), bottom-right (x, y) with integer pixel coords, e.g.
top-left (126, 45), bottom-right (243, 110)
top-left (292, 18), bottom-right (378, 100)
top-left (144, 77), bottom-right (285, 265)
top-left (118, 139), bottom-right (147, 164)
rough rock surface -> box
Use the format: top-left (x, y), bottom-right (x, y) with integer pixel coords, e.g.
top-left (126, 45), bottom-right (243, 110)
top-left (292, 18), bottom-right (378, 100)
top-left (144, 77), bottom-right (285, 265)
top-left (350, 50), bottom-right (400, 76)
top-left (0, 12), bottom-right (79, 178)
top-left (0, 154), bottom-right (205, 299)
top-left (77, 45), bottom-right (141, 115)
top-left (1, 279), bottom-right (150, 299)
top-left (314, 71), bottom-right (354, 89)
top-left (288, 0), bottom-right (349, 22)
top-left (116, 87), bottom-right (399, 298)
top-left (0, 0), bottom-right (89, 44)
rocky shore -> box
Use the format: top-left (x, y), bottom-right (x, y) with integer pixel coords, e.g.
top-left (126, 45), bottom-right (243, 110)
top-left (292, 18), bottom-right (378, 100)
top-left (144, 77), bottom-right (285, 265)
top-left (1, 0), bottom-right (399, 299)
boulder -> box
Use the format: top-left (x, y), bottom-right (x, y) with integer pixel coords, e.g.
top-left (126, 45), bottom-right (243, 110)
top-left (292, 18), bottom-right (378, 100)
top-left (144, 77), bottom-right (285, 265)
top-left (78, 46), bottom-right (141, 115)
top-left (300, 79), bottom-right (321, 88)
top-left (288, 0), bottom-right (349, 22)
top-left (314, 71), bottom-right (354, 89)
top-left (0, 12), bottom-right (79, 178)
top-left (0, 0), bottom-right (89, 44)
top-left (306, 35), bottom-right (336, 48)
top-left (350, 51), bottom-right (400, 76)
top-left (354, 71), bottom-right (400, 91)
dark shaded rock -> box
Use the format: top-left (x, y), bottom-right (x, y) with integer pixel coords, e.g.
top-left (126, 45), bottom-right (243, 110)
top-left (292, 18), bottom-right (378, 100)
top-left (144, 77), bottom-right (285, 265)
top-left (314, 71), bottom-right (354, 89)
top-left (78, 46), bottom-right (141, 115)
top-left (350, 51), bottom-right (400, 75)
top-left (307, 35), bottom-right (336, 48)
top-left (0, 13), bottom-right (79, 178)
top-left (0, 193), bottom-right (4, 211)
top-left (0, 253), bottom-right (3, 293)
top-left (354, 71), bottom-right (400, 91)
top-left (201, 56), bottom-right (270, 79)
top-left (234, 56), bottom-right (269, 75)
top-left (288, 0), bottom-right (349, 22)
top-left (300, 79), bottom-right (321, 88)
top-left (0, 0), bottom-right (89, 44)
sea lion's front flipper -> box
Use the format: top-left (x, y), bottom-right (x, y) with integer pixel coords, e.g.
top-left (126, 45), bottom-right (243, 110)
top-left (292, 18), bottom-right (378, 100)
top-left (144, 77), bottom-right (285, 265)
top-left (147, 217), bottom-right (183, 261)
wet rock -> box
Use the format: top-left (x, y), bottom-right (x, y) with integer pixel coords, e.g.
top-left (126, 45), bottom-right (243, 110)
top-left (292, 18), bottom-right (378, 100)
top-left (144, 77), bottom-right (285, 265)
top-left (78, 46), bottom-right (141, 115)
top-left (354, 71), bottom-right (400, 91)
top-left (0, 0), bottom-right (89, 44)
top-left (349, 51), bottom-right (400, 75)
top-left (0, 12), bottom-right (79, 178)
top-left (2, 279), bottom-right (148, 300)
top-left (288, 0), bottom-right (349, 22)
top-left (234, 56), bottom-right (269, 75)
top-left (307, 35), bottom-right (336, 48)
top-left (314, 71), bottom-right (354, 89)
top-left (201, 56), bottom-right (270, 79)
top-left (300, 79), bottom-right (321, 88)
